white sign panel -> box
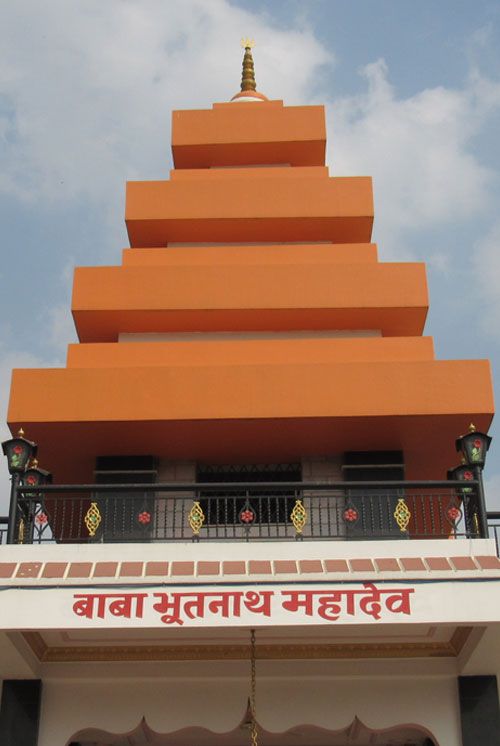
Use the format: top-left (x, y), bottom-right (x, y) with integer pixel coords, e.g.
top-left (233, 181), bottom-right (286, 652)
top-left (1, 580), bottom-right (500, 629)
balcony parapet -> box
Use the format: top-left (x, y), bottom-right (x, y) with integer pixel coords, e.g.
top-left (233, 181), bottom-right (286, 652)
top-left (1, 479), bottom-right (492, 546)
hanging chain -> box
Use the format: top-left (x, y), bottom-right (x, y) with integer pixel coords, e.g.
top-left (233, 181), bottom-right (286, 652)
top-left (250, 628), bottom-right (258, 746)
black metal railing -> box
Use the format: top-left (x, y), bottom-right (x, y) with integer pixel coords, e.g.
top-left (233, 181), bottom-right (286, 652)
top-left (487, 511), bottom-right (500, 555)
top-left (1, 479), bottom-right (489, 545)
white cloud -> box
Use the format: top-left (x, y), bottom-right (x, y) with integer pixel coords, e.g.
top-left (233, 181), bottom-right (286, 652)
top-left (46, 303), bottom-right (77, 354)
top-left (0, 0), bottom-right (330, 210)
top-left (473, 219), bottom-right (500, 337)
top-left (328, 60), bottom-right (500, 259)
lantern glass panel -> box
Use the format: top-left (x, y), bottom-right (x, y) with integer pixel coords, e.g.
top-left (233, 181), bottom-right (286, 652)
top-left (23, 467), bottom-right (52, 487)
top-left (447, 464), bottom-right (475, 495)
top-left (447, 465), bottom-right (474, 482)
top-left (456, 431), bottom-right (492, 468)
top-left (1, 437), bottom-right (37, 474)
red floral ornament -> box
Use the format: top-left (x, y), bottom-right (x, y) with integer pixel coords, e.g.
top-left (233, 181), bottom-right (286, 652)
top-left (240, 509), bottom-right (255, 524)
top-left (473, 439), bottom-right (482, 449)
top-left (26, 475), bottom-right (37, 486)
top-left (36, 513), bottom-right (48, 525)
top-left (138, 511), bottom-right (151, 525)
top-left (447, 506), bottom-right (461, 522)
top-left (463, 470), bottom-right (473, 481)
top-left (13, 445), bottom-right (23, 455)
top-left (343, 507), bottom-right (358, 523)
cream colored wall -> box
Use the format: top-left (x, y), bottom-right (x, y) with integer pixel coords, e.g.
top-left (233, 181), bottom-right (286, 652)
top-left (157, 460), bottom-right (196, 482)
top-left (37, 660), bottom-right (462, 746)
top-left (0, 537), bottom-right (497, 571)
top-left (0, 632), bottom-right (39, 678)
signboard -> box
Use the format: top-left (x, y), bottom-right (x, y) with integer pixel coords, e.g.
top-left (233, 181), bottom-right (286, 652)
top-left (0, 580), bottom-right (499, 629)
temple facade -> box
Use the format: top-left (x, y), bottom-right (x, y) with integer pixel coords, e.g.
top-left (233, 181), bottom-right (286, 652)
top-left (1, 47), bottom-right (499, 746)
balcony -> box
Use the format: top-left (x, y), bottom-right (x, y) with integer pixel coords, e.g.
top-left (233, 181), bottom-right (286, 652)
top-left (1, 479), bottom-right (497, 546)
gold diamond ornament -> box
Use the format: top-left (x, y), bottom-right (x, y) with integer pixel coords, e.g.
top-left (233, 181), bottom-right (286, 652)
top-left (290, 499), bottom-right (307, 534)
top-left (84, 501), bottom-right (102, 537)
top-left (393, 498), bottom-right (411, 532)
top-left (188, 500), bottom-right (205, 536)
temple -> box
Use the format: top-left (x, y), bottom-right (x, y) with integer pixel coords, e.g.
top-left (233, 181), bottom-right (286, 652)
top-left (0, 44), bottom-right (499, 746)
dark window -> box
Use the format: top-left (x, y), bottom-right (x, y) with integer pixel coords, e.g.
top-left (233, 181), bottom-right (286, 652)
top-left (196, 463), bottom-right (302, 526)
top-left (343, 450), bottom-right (404, 468)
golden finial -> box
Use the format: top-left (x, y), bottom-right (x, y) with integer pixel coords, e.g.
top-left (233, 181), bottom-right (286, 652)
top-left (469, 423), bottom-right (477, 432)
top-left (30, 458), bottom-right (39, 468)
top-left (18, 427), bottom-right (25, 437)
top-left (239, 39), bottom-right (257, 92)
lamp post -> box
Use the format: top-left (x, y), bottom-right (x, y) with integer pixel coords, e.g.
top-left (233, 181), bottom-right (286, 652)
top-left (455, 423), bottom-right (492, 538)
top-left (1, 428), bottom-right (44, 544)
top-left (447, 461), bottom-right (475, 536)
top-left (23, 459), bottom-right (52, 542)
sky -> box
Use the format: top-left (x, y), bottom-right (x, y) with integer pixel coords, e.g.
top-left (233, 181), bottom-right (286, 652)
top-left (1, 0), bottom-right (500, 509)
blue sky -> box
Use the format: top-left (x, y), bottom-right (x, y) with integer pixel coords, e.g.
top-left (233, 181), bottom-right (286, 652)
top-left (1, 0), bottom-right (500, 508)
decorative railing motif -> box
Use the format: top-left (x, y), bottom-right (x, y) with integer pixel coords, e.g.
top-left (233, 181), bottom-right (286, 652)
top-left (0, 479), bottom-right (492, 545)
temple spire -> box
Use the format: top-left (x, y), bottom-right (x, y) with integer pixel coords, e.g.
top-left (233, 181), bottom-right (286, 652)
top-left (240, 38), bottom-right (257, 92)
top-left (231, 40), bottom-right (268, 102)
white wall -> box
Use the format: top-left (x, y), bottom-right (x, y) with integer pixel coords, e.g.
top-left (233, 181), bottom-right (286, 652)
top-left (37, 662), bottom-right (462, 746)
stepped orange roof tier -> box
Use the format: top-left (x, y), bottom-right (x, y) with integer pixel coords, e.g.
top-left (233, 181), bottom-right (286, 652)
top-left (72, 260), bottom-right (427, 341)
top-left (7, 95), bottom-right (495, 485)
top-left (8, 360), bottom-right (493, 484)
top-left (125, 173), bottom-right (373, 247)
top-left (171, 101), bottom-right (326, 168)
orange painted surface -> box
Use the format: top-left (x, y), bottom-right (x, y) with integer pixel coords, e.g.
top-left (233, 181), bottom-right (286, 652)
top-left (73, 262), bottom-right (425, 310)
top-left (5, 416), bottom-right (494, 485)
top-left (7, 360), bottom-right (493, 484)
top-left (71, 263), bottom-right (427, 341)
top-left (172, 101), bottom-right (326, 168)
top-left (125, 176), bottom-right (373, 246)
top-left (66, 336), bottom-right (435, 369)
top-left (121, 243), bottom-right (379, 266)
top-left (9, 360), bottom-right (492, 424)
top-left (71, 308), bottom-right (428, 343)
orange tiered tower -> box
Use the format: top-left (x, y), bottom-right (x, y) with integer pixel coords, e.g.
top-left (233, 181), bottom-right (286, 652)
top-left (7, 45), bottom-right (494, 485)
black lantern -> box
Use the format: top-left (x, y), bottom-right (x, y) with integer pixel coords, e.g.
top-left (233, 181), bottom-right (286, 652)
top-left (455, 423), bottom-right (492, 469)
top-left (24, 459), bottom-right (52, 488)
top-left (1, 428), bottom-right (37, 475)
top-left (447, 463), bottom-right (475, 494)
